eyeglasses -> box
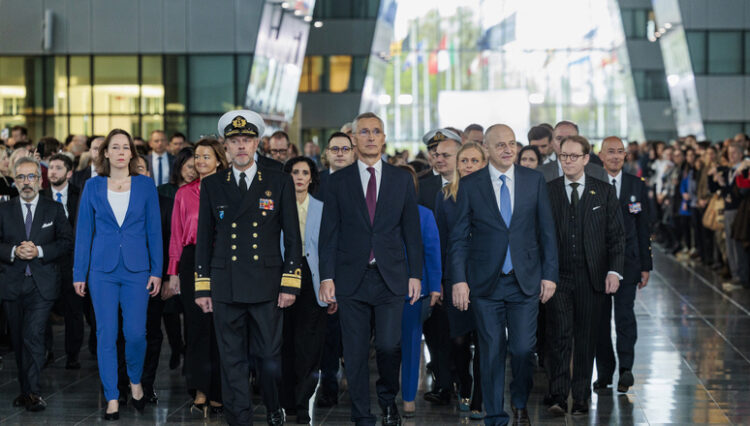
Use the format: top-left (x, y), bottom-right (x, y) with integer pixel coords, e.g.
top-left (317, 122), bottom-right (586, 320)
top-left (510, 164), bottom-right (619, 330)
top-left (358, 128), bottom-right (382, 137)
top-left (15, 174), bottom-right (39, 182)
top-left (269, 149), bottom-right (288, 155)
top-left (559, 153), bottom-right (585, 162)
top-left (328, 146), bottom-right (352, 154)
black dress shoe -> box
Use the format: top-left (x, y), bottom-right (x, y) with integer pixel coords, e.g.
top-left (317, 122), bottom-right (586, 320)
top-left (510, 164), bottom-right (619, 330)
top-left (542, 393), bottom-right (554, 406)
top-left (267, 409), bottom-right (285, 425)
top-left (12, 393), bottom-right (30, 407)
top-left (43, 351), bottom-right (55, 368)
top-left (26, 394), bottom-right (47, 412)
top-left (423, 388), bottom-right (451, 405)
top-left (65, 358), bottom-right (81, 370)
top-left (169, 351), bottom-right (181, 370)
top-left (131, 395), bottom-right (146, 412)
top-left (296, 409), bottom-right (311, 424)
top-left (104, 410), bottom-right (120, 421)
top-left (547, 402), bottom-right (567, 417)
top-left (511, 406), bottom-right (530, 426)
top-left (316, 393), bottom-right (338, 408)
top-left (381, 405), bottom-right (401, 426)
top-left (593, 379), bottom-right (612, 390)
top-left (571, 401), bottom-right (589, 415)
top-left (618, 370), bottom-right (634, 392)
top-left (143, 389), bottom-right (158, 404)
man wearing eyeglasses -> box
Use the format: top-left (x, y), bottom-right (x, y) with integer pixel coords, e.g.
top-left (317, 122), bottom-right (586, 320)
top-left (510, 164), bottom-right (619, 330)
top-left (0, 157), bottom-right (73, 412)
top-left (317, 132), bottom-right (356, 200)
top-left (544, 135), bottom-right (624, 417)
top-left (538, 121), bottom-right (608, 183)
top-left (268, 131), bottom-right (292, 164)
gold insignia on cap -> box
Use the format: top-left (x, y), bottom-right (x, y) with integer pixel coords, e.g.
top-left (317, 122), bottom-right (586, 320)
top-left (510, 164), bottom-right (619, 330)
top-left (232, 116), bottom-right (247, 128)
top-left (265, 190), bottom-right (272, 196)
top-left (433, 132), bottom-right (446, 142)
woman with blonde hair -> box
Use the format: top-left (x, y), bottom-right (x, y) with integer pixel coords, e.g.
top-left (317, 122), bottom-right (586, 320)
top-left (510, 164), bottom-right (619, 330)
top-left (434, 141), bottom-right (487, 419)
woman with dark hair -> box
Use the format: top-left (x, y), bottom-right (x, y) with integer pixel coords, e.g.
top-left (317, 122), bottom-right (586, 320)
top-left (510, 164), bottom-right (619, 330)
top-left (164, 138), bottom-right (228, 417)
top-left (158, 147), bottom-right (197, 199)
top-left (279, 156), bottom-right (328, 424)
top-left (397, 164), bottom-right (442, 418)
top-left (517, 145), bottom-right (542, 169)
top-left (73, 128), bottom-right (163, 420)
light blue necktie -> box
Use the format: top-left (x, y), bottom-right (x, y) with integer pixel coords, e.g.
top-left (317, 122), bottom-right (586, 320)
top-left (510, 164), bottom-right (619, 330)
top-left (499, 175), bottom-right (513, 274)
top-left (157, 155), bottom-right (164, 185)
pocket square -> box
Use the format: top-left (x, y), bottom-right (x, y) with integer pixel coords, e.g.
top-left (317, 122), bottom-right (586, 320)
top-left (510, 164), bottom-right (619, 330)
top-left (592, 206), bottom-right (601, 211)
top-left (42, 221), bottom-right (53, 228)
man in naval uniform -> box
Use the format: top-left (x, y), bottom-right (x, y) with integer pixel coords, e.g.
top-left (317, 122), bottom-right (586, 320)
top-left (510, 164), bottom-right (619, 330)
top-left (195, 109), bottom-right (303, 426)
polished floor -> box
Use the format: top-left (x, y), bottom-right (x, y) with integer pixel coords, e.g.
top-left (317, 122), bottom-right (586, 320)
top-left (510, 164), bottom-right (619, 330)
top-left (0, 248), bottom-right (748, 425)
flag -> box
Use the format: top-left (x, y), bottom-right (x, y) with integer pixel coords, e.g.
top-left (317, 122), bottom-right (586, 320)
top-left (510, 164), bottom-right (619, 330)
top-left (428, 52), bottom-right (438, 75)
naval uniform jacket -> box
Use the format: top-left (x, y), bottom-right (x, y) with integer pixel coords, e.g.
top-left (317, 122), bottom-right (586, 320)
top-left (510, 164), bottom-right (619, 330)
top-left (194, 166), bottom-right (303, 304)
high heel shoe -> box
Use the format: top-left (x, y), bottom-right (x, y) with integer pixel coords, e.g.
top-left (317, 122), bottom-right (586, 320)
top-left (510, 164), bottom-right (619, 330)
top-left (209, 403), bottom-right (224, 416)
top-left (190, 402), bottom-right (208, 418)
top-left (131, 395), bottom-right (146, 413)
top-left (103, 410), bottom-right (120, 421)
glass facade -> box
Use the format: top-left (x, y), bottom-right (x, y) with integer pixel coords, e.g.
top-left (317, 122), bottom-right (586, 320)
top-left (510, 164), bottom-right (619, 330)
top-left (0, 54), bottom-right (253, 141)
top-left (686, 30), bottom-right (750, 75)
top-left (361, 0), bottom-right (645, 150)
top-left (299, 55), bottom-right (369, 93)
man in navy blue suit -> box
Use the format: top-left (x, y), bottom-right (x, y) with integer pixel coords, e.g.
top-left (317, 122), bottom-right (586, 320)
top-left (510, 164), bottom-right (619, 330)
top-left (450, 124), bottom-right (558, 426)
top-left (319, 112), bottom-right (423, 426)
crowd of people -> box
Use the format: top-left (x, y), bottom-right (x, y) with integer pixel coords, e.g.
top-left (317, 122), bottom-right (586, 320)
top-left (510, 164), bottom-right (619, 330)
top-left (0, 113), bottom-right (748, 426)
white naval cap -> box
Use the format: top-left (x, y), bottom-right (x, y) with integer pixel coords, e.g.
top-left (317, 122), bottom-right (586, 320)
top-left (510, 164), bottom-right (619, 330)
top-left (422, 128), bottom-right (461, 147)
top-left (217, 110), bottom-right (265, 138)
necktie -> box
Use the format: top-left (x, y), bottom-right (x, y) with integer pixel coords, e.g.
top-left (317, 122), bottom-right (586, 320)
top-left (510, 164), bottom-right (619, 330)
top-left (611, 178), bottom-right (617, 198)
top-left (239, 172), bottom-right (248, 192)
top-left (499, 175), bottom-right (513, 274)
top-left (570, 182), bottom-right (580, 208)
top-left (158, 155), bottom-right (164, 185)
top-left (24, 203), bottom-right (32, 275)
top-left (366, 167), bottom-right (377, 262)
top-left (55, 192), bottom-right (62, 203)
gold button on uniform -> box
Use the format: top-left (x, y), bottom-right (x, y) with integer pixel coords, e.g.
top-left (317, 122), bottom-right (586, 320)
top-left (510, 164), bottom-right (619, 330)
top-left (231, 234), bottom-right (237, 239)
top-left (232, 256), bottom-right (237, 261)
top-left (253, 233), bottom-right (258, 238)
top-left (231, 245), bottom-right (237, 250)
top-left (253, 255), bottom-right (259, 260)
top-left (253, 244), bottom-right (258, 249)
top-left (253, 222), bottom-right (258, 227)
top-left (232, 223), bottom-right (237, 228)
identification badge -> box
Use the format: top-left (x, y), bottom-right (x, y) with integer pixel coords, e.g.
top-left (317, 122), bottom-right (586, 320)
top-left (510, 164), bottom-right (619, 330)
top-left (628, 202), bottom-right (642, 214)
top-left (259, 198), bottom-right (275, 211)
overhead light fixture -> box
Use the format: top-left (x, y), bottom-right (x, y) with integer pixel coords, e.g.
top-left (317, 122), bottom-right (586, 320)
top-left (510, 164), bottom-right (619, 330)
top-left (313, 21), bottom-right (323, 28)
top-left (664, 22), bottom-right (672, 29)
top-left (667, 74), bottom-right (680, 87)
top-left (294, 9), bottom-right (302, 16)
top-left (304, 15), bottom-right (312, 22)
top-left (281, 2), bottom-right (290, 9)
top-left (378, 94), bottom-right (392, 105)
top-left (398, 94), bottom-right (413, 105)
top-left (528, 93), bottom-right (544, 104)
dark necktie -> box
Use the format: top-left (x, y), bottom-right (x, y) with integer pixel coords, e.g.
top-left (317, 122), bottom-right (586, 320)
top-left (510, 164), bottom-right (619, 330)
top-left (366, 167), bottom-right (377, 262)
top-left (611, 178), bottom-right (617, 198)
top-left (239, 172), bottom-right (248, 192)
top-left (570, 182), bottom-right (580, 208)
top-left (157, 155), bottom-right (163, 186)
top-left (24, 203), bottom-right (32, 276)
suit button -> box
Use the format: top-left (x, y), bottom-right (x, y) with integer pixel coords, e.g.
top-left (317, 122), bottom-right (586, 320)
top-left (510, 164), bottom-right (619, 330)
top-left (232, 256), bottom-right (237, 261)
top-left (231, 245), bottom-right (237, 250)
top-left (231, 234), bottom-right (237, 239)
top-left (232, 223), bottom-right (237, 228)
top-left (253, 255), bottom-right (259, 261)
top-left (253, 233), bottom-right (258, 238)
top-left (253, 222), bottom-right (258, 227)
top-left (253, 244), bottom-right (258, 249)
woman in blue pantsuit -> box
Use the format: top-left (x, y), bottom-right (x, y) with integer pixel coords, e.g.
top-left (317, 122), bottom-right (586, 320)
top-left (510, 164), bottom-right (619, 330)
top-left (73, 129), bottom-right (162, 421)
top-left (399, 165), bottom-right (442, 417)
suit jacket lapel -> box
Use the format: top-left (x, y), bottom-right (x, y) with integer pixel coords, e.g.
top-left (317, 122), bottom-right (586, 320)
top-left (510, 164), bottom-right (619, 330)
top-left (99, 178), bottom-right (119, 226)
top-left (510, 167), bottom-right (521, 225)
top-left (582, 176), bottom-right (597, 231)
top-left (478, 167), bottom-right (504, 227)
top-left (618, 174), bottom-right (630, 204)
top-left (350, 166), bottom-right (372, 228)
top-left (29, 197), bottom-right (47, 240)
top-left (373, 164), bottom-right (390, 226)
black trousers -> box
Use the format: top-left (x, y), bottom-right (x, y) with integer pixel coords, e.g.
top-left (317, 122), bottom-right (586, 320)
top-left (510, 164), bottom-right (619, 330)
top-left (319, 310), bottom-right (342, 398)
top-left (595, 280), bottom-right (638, 379)
top-left (141, 296), bottom-right (164, 393)
top-left (281, 259), bottom-right (328, 412)
top-left (422, 303), bottom-right (452, 391)
top-left (179, 245), bottom-right (222, 401)
top-left (213, 298), bottom-right (282, 426)
top-left (338, 268), bottom-right (403, 425)
top-left (4, 276), bottom-right (55, 395)
top-left (61, 273), bottom-right (84, 360)
top-left (546, 276), bottom-right (606, 404)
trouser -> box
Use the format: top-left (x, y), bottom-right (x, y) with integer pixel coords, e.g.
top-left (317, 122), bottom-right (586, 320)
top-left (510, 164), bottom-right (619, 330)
top-left (280, 259), bottom-right (327, 412)
top-left (546, 278), bottom-right (606, 404)
top-left (725, 209), bottom-right (750, 284)
top-left (400, 298), bottom-right (423, 402)
top-left (422, 303), bottom-right (451, 391)
top-left (338, 268), bottom-right (403, 425)
top-left (472, 275), bottom-right (537, 426)
top-left (89, 256), bottom-right (150, 402)
top-left (179, 245), bottom-right (222, 401)
top-left (213, 299), bottom-right (282, 426)
top-left (4, 276), bottom-right (55, 395)
top-left (595, 280), bottom-right (638, 379)
top-left (319, 310), bottom-right (342, 398)
top-left (61, 274), bottom-right (84, 360)
top-left (141, 296), bottom-right (165, 393)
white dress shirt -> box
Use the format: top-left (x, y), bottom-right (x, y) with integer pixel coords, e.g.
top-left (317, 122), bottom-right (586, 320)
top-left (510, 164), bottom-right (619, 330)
top-left (233, 163), bottom-right (258, 189)
top-left (152, 152), bottom-right (170, 185)
top-left (52, 183), bottom-right (69, 218)
top-left (108, 190), bottom-right (130, 227)
top-left (563, 173), bottom-right (622, 280)
top-left (357, 159), bottom-right (382, 200)
top-left (488, 163), bottom-right (515, 214)
top-left (11, 195), bottom-right (44, 261)
top-left (609, 170), bottom-right (622, 199)
top-left (91, 164), bottom-right (98, 178)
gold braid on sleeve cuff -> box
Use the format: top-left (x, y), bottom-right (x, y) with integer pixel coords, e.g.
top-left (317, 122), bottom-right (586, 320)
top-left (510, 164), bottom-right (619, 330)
top-left (281, 268), bottom-right (302, 289)
top-left (195, 273), bottom-right (211, 292)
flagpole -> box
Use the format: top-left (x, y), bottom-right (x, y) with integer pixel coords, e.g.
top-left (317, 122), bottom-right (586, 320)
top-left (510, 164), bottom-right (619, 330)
top-left (423, 43), bottom-right (431, 134)
top-left (394, 51), bottom-right (401, 143)
top-left (411, 21), bottom-right (419, 143)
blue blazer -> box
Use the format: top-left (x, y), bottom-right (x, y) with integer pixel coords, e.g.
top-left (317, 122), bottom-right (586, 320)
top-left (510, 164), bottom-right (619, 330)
top-left (448, 165), bottom-right (558, 297)
top-left (282, 195), bottom-right (326, 307)
top-left (73, 175), bottom-right (163, 283)
top-left (418, 205), bottom-right (442, 298)
top-left (319, 162), bottom-right (423, 297)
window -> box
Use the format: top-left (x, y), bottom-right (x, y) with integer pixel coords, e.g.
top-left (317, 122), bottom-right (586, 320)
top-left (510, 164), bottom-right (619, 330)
top-left (299, 56), bottom-right (324, 92)
top-left (686, 31), bottom-right (707, 75)
top-left (620, 9), bottom-right (651, 40)
top-left (707, 31), bottom-right (742, 74)
top-left (93, 56), bottom-right (138, 114)
top-left (632, 70), bottom-right (670, 100)
top-left (188, 55), bottom-right (234, 113)
top-left (314, 0), bottom-right (380, 19)
top-left (704, 122), bottom-right (743, 142)
top-left (236, 55), bottom-right (253, 107)
top-left (329, 55), bottom-right (352, 92)
top-left (69, 56), bottom-right (92, 115)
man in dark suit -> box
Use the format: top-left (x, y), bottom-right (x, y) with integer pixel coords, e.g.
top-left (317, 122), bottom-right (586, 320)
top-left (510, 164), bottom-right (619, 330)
top-left (417, 128), bottom-right (461, 404)
top-left (42, 154), bottom-right (85, 370)
top-left (148, 130), bottom-right (175, 186)
top-left (594, 136), bottom-right (652, 393)
top-left (545, 135), bottom-right (625, 416)
top-left (195, 110), bottom-right (302, 426)
top-left (0, 157), bottom-right (73, 411)
top-left (255, 151), bottom-right (284, 171)
top-left (315, 130), bottom-right (356, 408)
top-left (319, 112), bottom-right (423, 426)
top-left (450, 124), bottom-right (558, 426)
top-left (70, 136), bottom-right (104, 191)
top-left (538, 121), bottom-right (608, 182)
